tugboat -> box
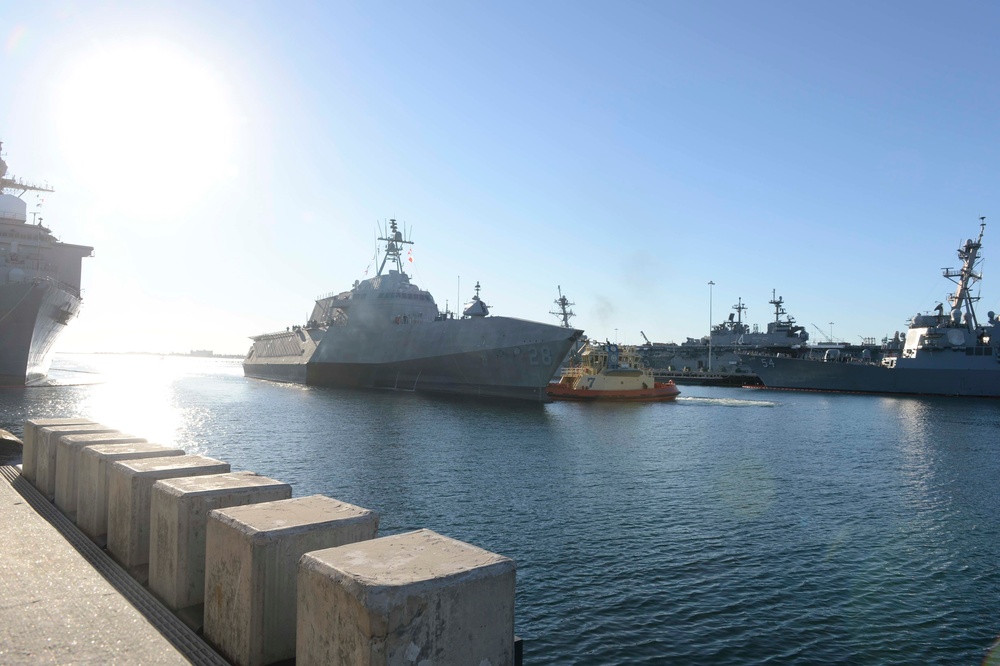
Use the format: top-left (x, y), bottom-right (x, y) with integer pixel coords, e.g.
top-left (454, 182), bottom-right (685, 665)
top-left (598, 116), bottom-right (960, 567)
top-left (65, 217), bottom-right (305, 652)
top-left (547, 342), bottom-right (680, 401)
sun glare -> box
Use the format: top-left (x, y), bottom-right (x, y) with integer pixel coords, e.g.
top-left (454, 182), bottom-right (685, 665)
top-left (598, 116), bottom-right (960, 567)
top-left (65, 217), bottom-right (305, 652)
top-left (53, 38), bottom-right (239, 213)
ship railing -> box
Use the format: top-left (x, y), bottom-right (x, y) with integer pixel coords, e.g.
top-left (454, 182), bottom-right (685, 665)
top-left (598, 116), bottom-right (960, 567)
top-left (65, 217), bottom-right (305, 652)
top-left (34, 276), bottom-right (83, 298)
top-left (0, 271), bottom-right (80, 296)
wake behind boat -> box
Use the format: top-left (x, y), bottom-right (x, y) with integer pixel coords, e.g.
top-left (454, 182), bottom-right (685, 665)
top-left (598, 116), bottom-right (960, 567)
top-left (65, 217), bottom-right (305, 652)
top-left (745, 218), bottom-right (1000, 397)
top-left (0, 142), bottom-right (93, 386)
top-left (547, 342), bottom-right (680, 401)
top-left (244, 219), bottom-right (583, 401)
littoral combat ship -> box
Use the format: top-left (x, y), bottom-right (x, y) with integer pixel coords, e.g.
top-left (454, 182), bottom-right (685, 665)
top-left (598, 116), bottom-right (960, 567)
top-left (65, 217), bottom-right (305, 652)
top-left (0, 142), bottom-right (93, 385)
top-left (244, 219), bottom-right (583, 401)
top-left (748, 218), bottom-right (1000, 397)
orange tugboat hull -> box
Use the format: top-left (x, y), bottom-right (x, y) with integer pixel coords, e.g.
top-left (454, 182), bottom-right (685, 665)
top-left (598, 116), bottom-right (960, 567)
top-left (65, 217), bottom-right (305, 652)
top-left (546, 381), bottom-right (680, 402)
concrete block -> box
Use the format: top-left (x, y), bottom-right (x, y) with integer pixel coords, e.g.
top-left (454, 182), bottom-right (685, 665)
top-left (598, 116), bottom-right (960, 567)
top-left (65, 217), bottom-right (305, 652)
top-left (204, 495), bottom-right (379, 666)
top-left (35, 424), bottom-right (118, 500)
top-left (55, 433), bottom-right (147, 519)
top-left (149, 472), bottom-right (292, 612)
top-left (76, 443), bottom-right (185, 544)
top-left (21, 418), bottom-right (94, 483)
top-left (297, 528), bottom-right (516, 666)
top-left (106, 454), bottom-right (230, 581)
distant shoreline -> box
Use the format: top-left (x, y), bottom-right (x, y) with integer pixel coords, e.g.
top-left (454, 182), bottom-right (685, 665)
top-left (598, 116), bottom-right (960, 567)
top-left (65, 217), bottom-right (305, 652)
top-left (57, 351), bottom-right (245, 360)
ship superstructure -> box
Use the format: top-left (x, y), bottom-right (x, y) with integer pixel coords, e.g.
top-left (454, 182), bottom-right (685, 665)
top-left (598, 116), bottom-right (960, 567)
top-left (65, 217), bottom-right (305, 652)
top-left (244, 219), bottom-right (583, 401)
top-left (0, 142), bottom-right (92, 385)
top-left (639, 291), bottom-right (810, 385)
top-left (747, 218), bottom-right (1000, 397)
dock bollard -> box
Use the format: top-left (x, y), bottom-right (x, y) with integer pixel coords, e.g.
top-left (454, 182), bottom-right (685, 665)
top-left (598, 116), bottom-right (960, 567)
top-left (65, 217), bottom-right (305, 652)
top-left (203, 494), bottom-right (379, 666)
top-left (35, 424), bottom-right (117, 500)
top-left (54, 433), bottom-right (147, 520)
top-left (22, 418), bottom-right (94, 483)
top-left (148, 471), bottom-right (292, 617)
top-left (106, 454), bottom-right (230, 582)
top-left (76, 443), bottom-right (186, 545)
top-left (296, 528), bottom-right (516, 666)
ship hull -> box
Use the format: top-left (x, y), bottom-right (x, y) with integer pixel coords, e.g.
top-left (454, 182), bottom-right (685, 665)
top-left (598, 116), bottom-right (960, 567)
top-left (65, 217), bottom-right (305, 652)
top-left (747, 354), bottom-right (1000, 398)
top-left (244, 317), bottom-right (582, 402)
top-left (0, 279), bottom-right (81, 386)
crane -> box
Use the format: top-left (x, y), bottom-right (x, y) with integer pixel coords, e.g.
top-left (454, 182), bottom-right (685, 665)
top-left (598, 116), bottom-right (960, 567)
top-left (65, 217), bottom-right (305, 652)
top-left (640, 330), bottom-right (651, 345)
top-left (811, 323), bottom-right (834, 343)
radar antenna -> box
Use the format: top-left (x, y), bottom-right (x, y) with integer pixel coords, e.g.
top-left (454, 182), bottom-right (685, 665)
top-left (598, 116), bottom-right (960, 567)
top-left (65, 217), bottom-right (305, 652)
top-left (941, 216), bottom-right (986, 330)
top-left (550, 285), bottom-right (575, 328)
top-left (769, 289), bottom-right (793, 324)
top-left (732, 297), bottom-right (747, 326)
top-left (375, 218), bottom-right (414, 277)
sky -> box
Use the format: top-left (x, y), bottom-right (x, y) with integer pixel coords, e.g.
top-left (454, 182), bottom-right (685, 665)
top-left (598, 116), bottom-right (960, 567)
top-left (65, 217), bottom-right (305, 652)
top-left (3, 1), bottom-right (1000, 354)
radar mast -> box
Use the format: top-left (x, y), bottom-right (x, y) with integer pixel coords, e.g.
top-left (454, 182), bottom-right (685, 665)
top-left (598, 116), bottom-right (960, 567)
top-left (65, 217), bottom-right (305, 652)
top-left (376, 218), bottom-right (413, 276)
top-left (551, 285), bottom-right (576, 328)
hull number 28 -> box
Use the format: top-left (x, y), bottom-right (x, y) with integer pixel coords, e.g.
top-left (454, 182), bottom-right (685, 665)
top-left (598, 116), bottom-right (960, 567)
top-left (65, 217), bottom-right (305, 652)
top-left (528, 347), bottom-right (553, 366)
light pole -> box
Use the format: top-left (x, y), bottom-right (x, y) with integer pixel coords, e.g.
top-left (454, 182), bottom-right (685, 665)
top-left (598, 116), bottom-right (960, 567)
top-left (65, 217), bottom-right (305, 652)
top-left (829, 322), bottom-right (834, 343)
top-left (708, 281), bottom-right (715, 372)
top-left (615, 328), bottom-right (618, 344)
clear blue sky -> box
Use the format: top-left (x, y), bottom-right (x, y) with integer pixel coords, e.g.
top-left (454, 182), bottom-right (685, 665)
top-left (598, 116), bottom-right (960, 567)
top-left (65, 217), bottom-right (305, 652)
top-left (3, 1), bottom-right (999, 353)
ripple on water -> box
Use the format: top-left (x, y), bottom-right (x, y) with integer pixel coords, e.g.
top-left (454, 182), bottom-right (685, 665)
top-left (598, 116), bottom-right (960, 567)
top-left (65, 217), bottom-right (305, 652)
top-left (4, 358), bottom-right (1000, 664)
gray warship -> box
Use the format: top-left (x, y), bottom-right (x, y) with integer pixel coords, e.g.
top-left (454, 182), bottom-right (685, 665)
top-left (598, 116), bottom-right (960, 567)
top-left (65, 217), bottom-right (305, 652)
top-left (746, 218), bottom-right (1000, 397)
top-left (244, 219), bottom-right (584, 401)
top-left (640, 291), bottom-right (810, 385)
top-left (0, 143), bottom-right (92, 385)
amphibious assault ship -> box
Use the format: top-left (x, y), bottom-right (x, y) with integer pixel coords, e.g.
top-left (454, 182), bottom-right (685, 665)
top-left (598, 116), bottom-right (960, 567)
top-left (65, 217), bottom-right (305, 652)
top-left (244, 220), bottom-right (583, 401)
top-left (639, 292), bottom-right (810, 385)
top-left (0, 142), bottom-right (92, 385)
top-left (747, 218), bottom-right (1000, 397)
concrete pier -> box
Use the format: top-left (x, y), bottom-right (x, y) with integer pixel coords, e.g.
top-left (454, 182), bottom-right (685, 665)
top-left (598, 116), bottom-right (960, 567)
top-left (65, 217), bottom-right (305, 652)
top-left (35, 424), bottom-right (117, 500)
top-left (204, 495), bottom-right (379, 666)
top-left (148, 472), bottom-right (292, 614)
top-left (54, 432), bottom-right (147, 519)
top-left (296, 528), bottom-right (516, 666)
top-left (77, 443), bottom-right (187, 544)
top-left (0, 465), bottom-right (212, 664)
top-left (8, 415), bottom-right (524, 665)
top-left (21, 417), bottom-right (93, 484)
top-left (106, 455), bottom-right (230, 581)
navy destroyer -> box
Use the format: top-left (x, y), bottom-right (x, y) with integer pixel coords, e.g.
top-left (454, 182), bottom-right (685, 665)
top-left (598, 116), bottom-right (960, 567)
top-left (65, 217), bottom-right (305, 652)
top-left (244, 220), bottom-right (584, 401)
top-left (747, 218), bottom-right (1000, 397)
top-left (0, 143), bottom-right (92, 385)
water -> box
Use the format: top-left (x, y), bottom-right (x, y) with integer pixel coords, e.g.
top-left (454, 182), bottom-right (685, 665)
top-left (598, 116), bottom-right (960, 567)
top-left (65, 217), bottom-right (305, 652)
top-left (3, 353), bottom-right (1000, 664)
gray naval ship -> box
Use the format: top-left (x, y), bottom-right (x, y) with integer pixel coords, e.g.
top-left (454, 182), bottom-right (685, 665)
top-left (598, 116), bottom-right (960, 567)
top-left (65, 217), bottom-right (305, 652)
top-left (0, 143), bottom-right (93, 385)
top-left (747, 218), bottom-right (1000, 397)
top-left (640, 291), bottom-right (811, 385)
top-left (244, 219), bottom-right (584, 401)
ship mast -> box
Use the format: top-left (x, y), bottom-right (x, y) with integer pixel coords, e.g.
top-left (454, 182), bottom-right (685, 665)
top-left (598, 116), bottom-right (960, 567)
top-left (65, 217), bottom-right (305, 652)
top-left (732, 297), bottom-right (747, 327)
top-left (769, 290), bottom-right (787, 324)
top-left (550, 285), bottom-right (576, 328)
top-left (376, 218), bottom-right (413, 276)
top-left (942, 217), bottom-right (986, 330)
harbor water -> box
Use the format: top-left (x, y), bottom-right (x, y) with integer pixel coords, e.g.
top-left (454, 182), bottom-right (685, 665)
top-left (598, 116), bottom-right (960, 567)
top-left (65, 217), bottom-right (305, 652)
top-left (3, 353), bottom-right (1000, 665)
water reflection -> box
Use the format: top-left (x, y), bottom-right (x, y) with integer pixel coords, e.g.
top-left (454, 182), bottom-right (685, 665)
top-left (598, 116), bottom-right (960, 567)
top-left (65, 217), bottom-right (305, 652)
top-left (3, 356), bottom-right (1000, 664)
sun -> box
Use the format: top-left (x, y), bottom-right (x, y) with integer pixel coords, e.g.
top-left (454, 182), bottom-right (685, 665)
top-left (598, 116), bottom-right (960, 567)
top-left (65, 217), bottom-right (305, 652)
top-left (52, 37), bottom-right (239, 214)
